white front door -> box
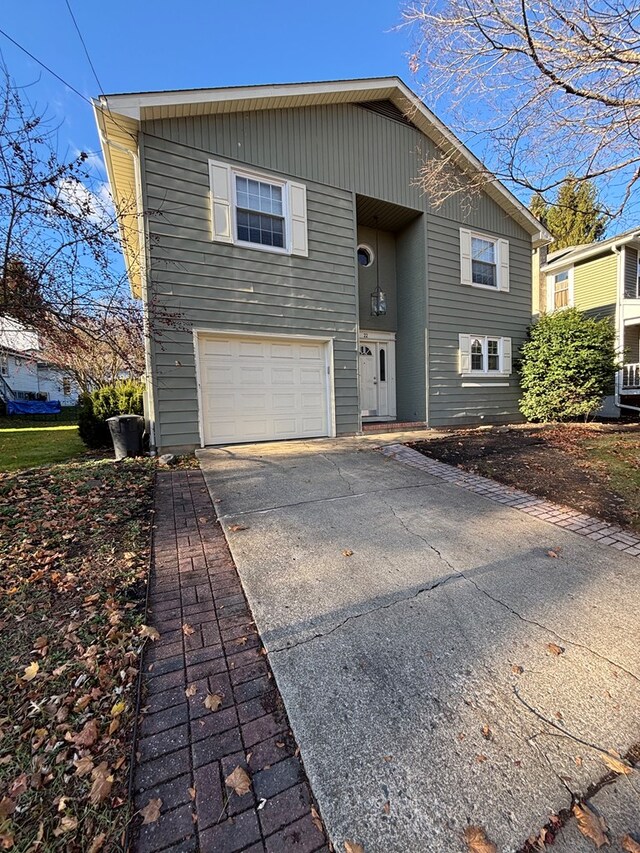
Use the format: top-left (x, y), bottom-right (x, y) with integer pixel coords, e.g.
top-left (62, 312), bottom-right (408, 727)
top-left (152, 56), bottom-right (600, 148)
top-left (358, 335), bottom-right (396, 420)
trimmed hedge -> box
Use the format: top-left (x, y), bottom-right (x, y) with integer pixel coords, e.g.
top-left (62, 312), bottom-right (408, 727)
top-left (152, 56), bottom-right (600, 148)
top-left (78, 380), bottom-right (144, 448)
top-left (519, 308), bottom-right (618, 422)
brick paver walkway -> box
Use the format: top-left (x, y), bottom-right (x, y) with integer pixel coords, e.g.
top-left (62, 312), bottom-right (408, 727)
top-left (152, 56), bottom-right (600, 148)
top-left (383, 443), bottom-right (640, 554)
top-left (133, 470), bottom-right (328, 853)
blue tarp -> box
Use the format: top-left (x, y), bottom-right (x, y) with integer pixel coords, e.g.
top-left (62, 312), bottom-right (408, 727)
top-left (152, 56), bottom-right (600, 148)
top-left (7, 400), bottom-right (62, 415)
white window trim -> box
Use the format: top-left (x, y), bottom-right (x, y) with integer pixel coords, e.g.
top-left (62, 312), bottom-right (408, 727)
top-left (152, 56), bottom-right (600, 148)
top-left (209, 159), bottom-right (308, 257)
top-left (459, 334), bottom-right (512, 377)
top-left (546, 265), bottom-right (574, 311)
top-left (460, 228), bottom-right (510, 292)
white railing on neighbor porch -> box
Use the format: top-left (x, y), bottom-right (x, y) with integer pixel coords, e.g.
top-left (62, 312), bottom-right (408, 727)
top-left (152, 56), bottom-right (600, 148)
top-left (622, 363), bottom-right (640, 389)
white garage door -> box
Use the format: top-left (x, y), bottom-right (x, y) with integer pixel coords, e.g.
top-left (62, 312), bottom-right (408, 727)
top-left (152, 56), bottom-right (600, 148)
top-left (199, 334), bottom-right (331, 445)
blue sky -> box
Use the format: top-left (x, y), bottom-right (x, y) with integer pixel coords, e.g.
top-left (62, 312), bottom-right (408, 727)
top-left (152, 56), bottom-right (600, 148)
top-left (1, 0), bottom-right (412, 171)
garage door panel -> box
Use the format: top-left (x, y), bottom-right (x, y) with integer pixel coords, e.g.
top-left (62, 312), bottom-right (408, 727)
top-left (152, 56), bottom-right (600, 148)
top-left (299, 344), bottom-right (324, 359)
top-left (272, 367), bottom-right (296, 385)
top-left (238, 341), bottom-right (266, 358)
top-left (199, 334), bottom-right (331, 445)
top-left (270, 343), bottom-right (295, 359)
top-left (202, 338), bottom-right (232, 357)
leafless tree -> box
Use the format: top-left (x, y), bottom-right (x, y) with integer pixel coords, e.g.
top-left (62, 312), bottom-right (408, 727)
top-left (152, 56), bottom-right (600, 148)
top-left (0, 70), bottom-right (144, 373)
top-left (402, 0), bottom-right (640, 217)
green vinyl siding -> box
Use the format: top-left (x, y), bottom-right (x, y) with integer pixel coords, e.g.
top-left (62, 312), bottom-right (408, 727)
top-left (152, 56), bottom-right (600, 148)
top-left (140, 101), bottom-right (533, 449)
top-left (427, 214), bottom-right (531, 426)
top-left (573, 252), bottom-right (617, 319)
top-left (141, 133), bottom-right (357, 452)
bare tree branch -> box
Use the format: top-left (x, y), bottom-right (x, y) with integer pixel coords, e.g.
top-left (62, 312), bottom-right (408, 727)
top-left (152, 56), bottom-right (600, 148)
top-left (402, 0), bottom-right (640, 218)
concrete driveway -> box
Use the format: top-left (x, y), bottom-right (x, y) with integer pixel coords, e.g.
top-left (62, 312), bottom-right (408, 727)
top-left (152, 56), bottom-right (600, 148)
top-left (198, 435), bottom-right (640, 853)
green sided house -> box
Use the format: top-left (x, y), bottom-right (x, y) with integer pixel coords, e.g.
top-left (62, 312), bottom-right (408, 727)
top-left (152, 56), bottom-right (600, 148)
top-left (534, 227), bottom-right (640, 416)
top-left (95, 77), bottom-right (550, 454)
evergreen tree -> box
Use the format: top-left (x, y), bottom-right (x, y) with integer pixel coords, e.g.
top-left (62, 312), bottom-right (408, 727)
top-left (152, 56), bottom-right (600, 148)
top-left (530, 177), bottom-right (608, 250)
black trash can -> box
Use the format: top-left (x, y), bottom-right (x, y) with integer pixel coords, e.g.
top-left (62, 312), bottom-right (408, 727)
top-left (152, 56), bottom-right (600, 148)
top-left (106, 415), bottom-right (145, 461)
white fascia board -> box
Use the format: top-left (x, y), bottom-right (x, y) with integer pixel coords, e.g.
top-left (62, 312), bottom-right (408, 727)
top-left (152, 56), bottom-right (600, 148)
top-left (98, 76), bottom-right (551, 242)
top-left (97, 77), bottom-right (400, 119)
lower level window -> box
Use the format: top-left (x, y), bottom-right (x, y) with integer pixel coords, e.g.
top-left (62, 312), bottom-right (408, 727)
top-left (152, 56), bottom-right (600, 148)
top-left (470, 336), bottom-right (502, 373)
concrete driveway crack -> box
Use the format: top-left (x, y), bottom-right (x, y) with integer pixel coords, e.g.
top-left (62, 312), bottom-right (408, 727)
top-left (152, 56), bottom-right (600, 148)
top-left (381, 499), bottom-right (640, 684)
top-left (269, 572), bottom-right (459, 654)
top-left (315, 451), bottom-right (356, 495)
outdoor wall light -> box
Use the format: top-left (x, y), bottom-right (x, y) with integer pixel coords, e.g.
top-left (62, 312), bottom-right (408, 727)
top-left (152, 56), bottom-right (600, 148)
top-left (369, 220), bottom-right (387, 316)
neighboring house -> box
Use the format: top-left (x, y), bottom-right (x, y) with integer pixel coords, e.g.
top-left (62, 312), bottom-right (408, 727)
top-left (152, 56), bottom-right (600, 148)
top-left (0, 316), bottom-right (79, 407)
top-left (535, 227), bottom-right (640, 416)
top-left (95, 77), bottom-right (550, 454)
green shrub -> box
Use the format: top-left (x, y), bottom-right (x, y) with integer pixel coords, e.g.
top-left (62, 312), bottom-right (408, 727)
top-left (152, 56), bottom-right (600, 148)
top-left (519, 308), bottom-right (618, 422)
top-left (78, 380), bottom-right (144, 448)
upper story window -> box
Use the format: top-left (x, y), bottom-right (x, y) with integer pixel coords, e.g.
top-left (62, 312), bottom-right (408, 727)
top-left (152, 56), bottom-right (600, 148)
top-left (0, 354), bottom-right (7, 376)
top-left (235, 176), bottom-right (285, 249)
top-left (552, 270), bottom-right (570, 309)
top-left (459, 334), bottom-right (512, 376)
top-left (209, 159), bottom-right (308, 257)
top-left (546, 267), bottom-right (573, 311)
top-left (471, 237), bottom-right (497, 287)
top-left (62, 377), bottom-right (71, 396)
top-left (460, 229), bottom-right (510, 292)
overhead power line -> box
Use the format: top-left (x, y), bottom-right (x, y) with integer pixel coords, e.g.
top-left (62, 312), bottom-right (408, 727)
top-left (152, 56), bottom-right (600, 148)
top-left (64, 0), bottom-right (105, 96)
top-left (0, 26), bottom-right (93, 106)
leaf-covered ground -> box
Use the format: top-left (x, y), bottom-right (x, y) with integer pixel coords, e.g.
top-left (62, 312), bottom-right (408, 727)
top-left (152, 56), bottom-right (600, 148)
top-left (411, 423), bottom-right (640, 531)
top-left (0, 456), bottom-right (155, 851)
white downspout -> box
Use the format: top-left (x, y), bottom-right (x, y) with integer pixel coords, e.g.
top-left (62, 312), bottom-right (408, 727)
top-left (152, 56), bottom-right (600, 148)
top-left (613, 245), bottom-right (640, 415)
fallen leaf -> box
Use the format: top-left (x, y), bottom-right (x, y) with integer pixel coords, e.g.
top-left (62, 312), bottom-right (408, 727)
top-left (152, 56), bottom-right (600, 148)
top-left (342, 549), bottom-right (354, 557)
top-left (573, 801), bottom-right (609, 848)
top-left (382, 800), bottom-right (390, 814)
top-left (622, 835), bottom-right (640, 853)
top-left (601, 751), bottom-right (632, 776)
top-left (89, 763), bottom-right (113, 805)
top-left (74, 719), bottom-right (98, 747)
top-left (182, 623), bottom-right (195, 636)
top-left (225, 766), bottom-right (251, 796)
top-left (229, 524), bottom-right (248, 532)
top-left (311, 805), bottom-right (323, 832)
top-left (0, 799), bottom-right (15, 819)
top-left (87, 832), bottom-right (106, 853)
top-left (22, 661), bottom-right (39, 682)
top-left (188, 787), bottom-right (196, 800)
top-left (204, 692), bottom-right (223, 712)
top-left (511, 664), bottom-right (524, 675)
top-left (140, 798), bottom-right (162, 824)
top-left (462, 825), bottom-right (498, 853)
top-left (53, 815), bottom-right (78, 836)
top-left (475, 754), bottom-right (488, 763)
top-left (344, 842), bottom-right (365, 853)
top-left (481, 724), bottom-right (493, 741)
top-left (111, 699), bottom-right (126, 717)
top-left (546, 643), bottom-right (565, 656)
top-left (575, 755), bottom-right (583, 767)
top-left (74, 755), bottom-right (94, 777)
top-left (0, 831), bottom-right (13, 850)
top-left (547, 550), bottom-right (559, 558)
top-left (140, 625), bottom-right (160, 641)
top-left (236, 636), bottom-right (248, 646)
top-left (185, 684), bottom-right (197, 697)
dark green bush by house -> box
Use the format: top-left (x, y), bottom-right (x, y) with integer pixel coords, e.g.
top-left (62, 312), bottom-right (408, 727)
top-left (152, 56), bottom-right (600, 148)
top-left (519, 309), bottom-right (618, 422)
top-left (78, 380), bottom-right (144, 448)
